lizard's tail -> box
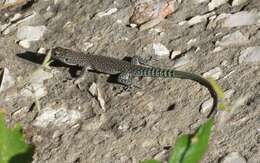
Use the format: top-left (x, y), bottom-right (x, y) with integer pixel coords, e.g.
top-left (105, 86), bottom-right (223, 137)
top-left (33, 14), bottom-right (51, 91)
top-left (138, 67), bottom-right (218, 118)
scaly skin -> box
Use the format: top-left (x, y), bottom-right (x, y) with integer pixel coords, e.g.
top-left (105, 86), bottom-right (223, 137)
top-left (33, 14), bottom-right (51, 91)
top-left (51, 47), bottom-right (218, 117)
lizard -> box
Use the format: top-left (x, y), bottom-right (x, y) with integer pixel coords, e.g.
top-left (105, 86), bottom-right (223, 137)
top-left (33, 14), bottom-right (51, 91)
top-left (51, 47), bottom-right (218, 118)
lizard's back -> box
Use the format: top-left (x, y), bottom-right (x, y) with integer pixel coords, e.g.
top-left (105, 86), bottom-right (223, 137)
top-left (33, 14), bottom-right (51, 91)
top-left (85, 54), bottom-right (138, 74)
top-left (51, 47), bottom-right (140, 74)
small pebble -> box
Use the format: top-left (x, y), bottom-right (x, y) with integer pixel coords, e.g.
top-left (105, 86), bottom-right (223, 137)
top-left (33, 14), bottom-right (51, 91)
top-left (18, 40), bottom-right (31, 49)
top-left (96, 8), bottom-right (118, 17)
top-left (203, 67), bottom-right (223, 80)
top-left (129, 23), bottom-right (137, 28)
top-left (170, 50), bottom-right (182, 59)
top-left (200, 98), bottom-right (214, 114)
top-left (37, 47), bottom-right (46, 54)
top-left (212, 47), bottom-right (224, 53)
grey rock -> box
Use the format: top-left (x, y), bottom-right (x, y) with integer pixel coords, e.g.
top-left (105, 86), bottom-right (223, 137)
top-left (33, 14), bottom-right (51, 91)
top-left (153, 43), bottom-right (170, 57)
top-left (0, 68), bottom-right (15, 93)
top-left (216, 31), bottom-right (249, 47)
top-left (17, 25), bottom-right (47, 41)
top-left (33, 107), bottom-right (81, 128)
top-left (220, 152), bottom-right (247, 163)
top-left (223, 11), bottom-right (260, 28)
top-left (239, 46), bottom-right (260, 63)
top-left (232, 0), bottom-right (249, 6)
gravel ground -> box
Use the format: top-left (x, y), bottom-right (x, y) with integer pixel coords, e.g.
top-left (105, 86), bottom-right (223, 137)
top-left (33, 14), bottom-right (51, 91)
top-left (0, 0), bottom-right (260, 163)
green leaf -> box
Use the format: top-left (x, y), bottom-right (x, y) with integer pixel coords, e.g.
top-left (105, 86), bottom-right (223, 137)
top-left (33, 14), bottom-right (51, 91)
top-left (168, 119), bottom-right (213, 163)
top-left (41, 49), bottom-right (53, 69)
top-left (0, 112), bottom-right (34, 163)
top-left (168, 135), bottom-right (189, 163)
top-left (140, 160), bottom-right (161, 163)
top-left (182, 119), bottom-right (213, 163)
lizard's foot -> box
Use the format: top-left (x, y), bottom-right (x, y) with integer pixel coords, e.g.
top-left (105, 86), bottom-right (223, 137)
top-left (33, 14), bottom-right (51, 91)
top-left (74, 75), bottom-right (86, 85)
top-left (73, 67), bottom-right (88, 85)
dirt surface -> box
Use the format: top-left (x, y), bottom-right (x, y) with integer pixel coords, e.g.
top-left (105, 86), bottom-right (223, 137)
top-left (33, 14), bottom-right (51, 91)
top-left (0, 0), bottom-right (260, 163)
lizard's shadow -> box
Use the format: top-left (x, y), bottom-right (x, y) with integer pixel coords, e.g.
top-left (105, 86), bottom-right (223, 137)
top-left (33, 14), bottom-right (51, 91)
top-left (16, 52), bottom-right (131, 83)
top-left (16, 51), bottom-right (81, 77)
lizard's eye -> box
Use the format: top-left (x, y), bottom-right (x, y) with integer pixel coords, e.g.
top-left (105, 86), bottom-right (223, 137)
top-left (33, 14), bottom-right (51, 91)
top-left (64, 58), bottom-right (69, 62)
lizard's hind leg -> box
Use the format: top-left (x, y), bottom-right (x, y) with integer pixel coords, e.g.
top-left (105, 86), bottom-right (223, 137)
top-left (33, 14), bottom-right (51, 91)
top-left (131, 56), bottom-right (149, 65)
top-left (117, 72), bottom-right (133, 86)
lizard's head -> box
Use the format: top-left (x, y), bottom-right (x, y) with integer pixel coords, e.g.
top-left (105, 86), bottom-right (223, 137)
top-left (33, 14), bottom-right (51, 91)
top-left (51, 47), bottom-right (80, 66)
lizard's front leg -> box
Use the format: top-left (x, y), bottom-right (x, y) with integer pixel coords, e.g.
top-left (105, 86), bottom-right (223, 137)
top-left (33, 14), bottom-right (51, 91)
top-left (74, 66), bottom-right (90, 85)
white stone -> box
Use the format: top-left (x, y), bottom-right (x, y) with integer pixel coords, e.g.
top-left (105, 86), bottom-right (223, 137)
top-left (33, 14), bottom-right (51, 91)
top-left (37, 47), bottom-right (46, 54)
top-left (212, 47), bottom-right (224, 53)
top-left (200, 98), bottom-right (214, 114)
top-left (170, 51), bottom-right (182, 59)
top-left (18, 40), bottom-right (31, 49)
top-left (224, 89), bottom-right (235, 99)
top-left (173, 56), bottom-right (190, 68)
top-left (89, 82), bottom-right (97, 96)
top-left (178, 21), bottom-right (187, 26)
top-left (83, 42), bottom-right (94, 51)
top-left (97, 87), bottom-right (106, 111)
top-left (0, 68), bottom-right (15, 93)
top-left (203, 67), bottom-right (223, 80)
top-left (188, 12), bottom-right (215, 26)
top-left (193, 0), bottom-right (209, 4)
top-left (216, 31), bottom-right (249, 47)
top-left (187, 38), bottom-right (197, 46)
top-left (223, 11), bottom-right (259, 28)
top-left (33, 107), bottom-right (81, 128)
top-left (17, 25), bottom-right (47, 41)
top-left (3, 0), bottom-right (16, 4)
top-left (207, 13), bottom-right (230, 29)
top-left (21, 69), bottom-right (53, 99)
top-left (220, 152), bottom-right (246, 163)
top-left (153, 43), bottom-right (170, 56)
top-left (10, 13), bottom-right (23, 22)
top-left (239, 46), bottom-right (260, 63)
top-left (129, 23), bottom-right (137, 28)
top-left (83, 114), bottom-right (106, 130)
top-left (208, 0), bottom-right (228, 11)
top-left (232, 0), bottom-right (248, 6)
top-left (96, 8), bottom-right (118, 17)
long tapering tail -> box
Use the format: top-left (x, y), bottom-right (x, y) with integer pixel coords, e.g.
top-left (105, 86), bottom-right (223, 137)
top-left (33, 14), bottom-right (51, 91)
top-left (135, 67), bottom-right (218, 117)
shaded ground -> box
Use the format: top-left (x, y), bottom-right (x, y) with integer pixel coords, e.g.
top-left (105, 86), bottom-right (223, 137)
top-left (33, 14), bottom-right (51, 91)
top-left (0, 0), bottom-right (260, 163)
